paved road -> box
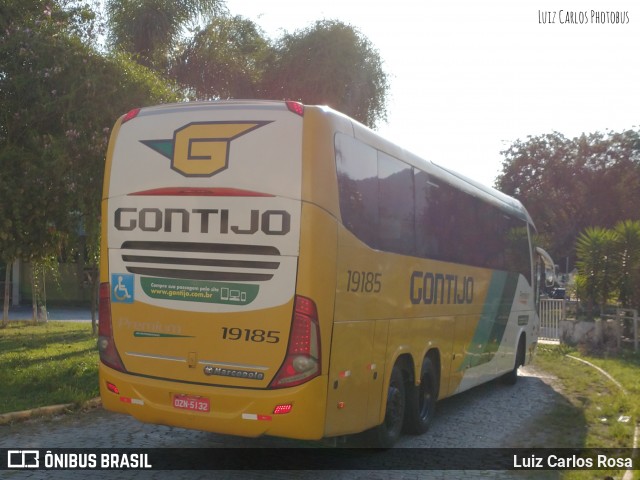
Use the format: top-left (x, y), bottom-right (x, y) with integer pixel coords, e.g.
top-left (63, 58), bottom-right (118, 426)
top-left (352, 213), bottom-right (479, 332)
top-left (1, 366), bottom-right (563, 479)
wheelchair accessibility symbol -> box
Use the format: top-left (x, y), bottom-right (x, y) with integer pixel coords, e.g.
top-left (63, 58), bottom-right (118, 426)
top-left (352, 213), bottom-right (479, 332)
top-left (111, 274), bottom-right (134, 303)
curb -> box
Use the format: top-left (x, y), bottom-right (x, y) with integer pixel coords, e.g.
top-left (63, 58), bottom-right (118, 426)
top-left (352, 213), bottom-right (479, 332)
top-left (566, 355), bottom-right (626, 393)
top-left (0, 397), bottom-right (102, 426)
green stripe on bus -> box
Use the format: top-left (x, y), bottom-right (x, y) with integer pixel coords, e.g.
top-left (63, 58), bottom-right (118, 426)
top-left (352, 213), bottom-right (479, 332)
top-left (459, 271), bottom-right (519, 370)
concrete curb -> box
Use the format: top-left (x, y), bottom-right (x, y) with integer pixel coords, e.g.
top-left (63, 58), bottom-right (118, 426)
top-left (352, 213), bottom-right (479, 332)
top-left (566, 355), bottom-right (626, 393)
top-left (0, 397), bottom-right (102, 426)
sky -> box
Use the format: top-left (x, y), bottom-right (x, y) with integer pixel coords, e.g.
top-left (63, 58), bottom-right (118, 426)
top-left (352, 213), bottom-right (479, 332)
top-left (225, 0), bottom-right (639, 187)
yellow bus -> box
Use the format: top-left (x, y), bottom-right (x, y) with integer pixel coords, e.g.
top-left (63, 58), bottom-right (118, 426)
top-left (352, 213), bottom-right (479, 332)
top-left (99, 100), bottom-right (551, 447)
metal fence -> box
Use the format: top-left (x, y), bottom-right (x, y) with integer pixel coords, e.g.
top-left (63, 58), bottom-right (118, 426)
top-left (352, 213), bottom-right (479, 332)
top-left (539, 298), bottom-right (565, 343)
top-left (539, 302), bottom-right (638, 351)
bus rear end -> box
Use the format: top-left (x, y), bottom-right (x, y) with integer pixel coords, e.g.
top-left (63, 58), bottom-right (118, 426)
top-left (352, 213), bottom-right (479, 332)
top-left (99, 101), bottom-right (328, 439)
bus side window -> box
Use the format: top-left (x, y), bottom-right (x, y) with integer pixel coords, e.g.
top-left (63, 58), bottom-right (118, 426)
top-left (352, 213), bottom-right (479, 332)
top-left (414, 170), bottom-right (440, 259)
top-left (335, 134), bottom-right (379, 249)
top-left (378, 152), bottom-right (415, 256)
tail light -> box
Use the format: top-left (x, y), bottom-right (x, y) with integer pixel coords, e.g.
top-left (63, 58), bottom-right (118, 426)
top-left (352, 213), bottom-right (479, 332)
top-left (121, 108), bottom-right (141, 124)
top-left (285, 101), bottom-right (304, 116)
top-left (269, 296), bottom-right (321, 388)
top-left (273, 403), bottom-right (293, 415)
top-left (98, 282), bottom-right (126, 372)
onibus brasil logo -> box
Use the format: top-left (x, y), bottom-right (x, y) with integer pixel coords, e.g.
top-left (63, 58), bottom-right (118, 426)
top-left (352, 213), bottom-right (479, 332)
top-left (141, 121), bottom-right (271, 177)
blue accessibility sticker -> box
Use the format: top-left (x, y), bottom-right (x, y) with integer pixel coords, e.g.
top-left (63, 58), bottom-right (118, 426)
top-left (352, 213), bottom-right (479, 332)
top-left (111, 273), bottom-right (135, 303)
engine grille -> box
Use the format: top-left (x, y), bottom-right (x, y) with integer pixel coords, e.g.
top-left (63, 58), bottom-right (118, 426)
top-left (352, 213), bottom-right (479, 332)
top-left (120, 241), bottom-right (280, 282)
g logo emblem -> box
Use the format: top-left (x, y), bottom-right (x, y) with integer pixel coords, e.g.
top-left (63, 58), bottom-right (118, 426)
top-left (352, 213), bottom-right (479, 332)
top-left (141, 121), bottom-right (271, 177)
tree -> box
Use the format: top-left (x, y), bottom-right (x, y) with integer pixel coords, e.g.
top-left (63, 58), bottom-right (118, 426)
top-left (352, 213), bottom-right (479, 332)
top-left (0, 0), bottom-right (44, 30)
top-left (173, 15), bottom-right (273, 100)
top-left (262, 20), bottom-right (390, 128)
top-left (106, 0), bottom-right (224, 72)
top-left (575, 220), bottom-right (640, 318)
top-left (0, 141), bottom-right (68, 324)
top-left (496, 129), bottom-right (640, 267)
top-left (1, 1), bottom-right (180, 326)
top-left (1, 1), bottom-right (86, 323)
top-left (575, 227), bottom-right (619, 318)
top-left (106, 6), bottom-right (391, 129)
top-left (613, 220), bottom-right (640, 309)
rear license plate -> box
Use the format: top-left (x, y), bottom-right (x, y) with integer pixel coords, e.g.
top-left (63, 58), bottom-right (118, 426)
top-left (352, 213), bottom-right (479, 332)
top-left (173, 394), bottom-right (210, 413)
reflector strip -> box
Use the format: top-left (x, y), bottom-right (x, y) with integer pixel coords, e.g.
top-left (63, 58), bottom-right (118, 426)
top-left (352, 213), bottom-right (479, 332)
top-left (119, 397), bottom-right (144, 405)
top-left (241, 413), bottom-right (272, 421)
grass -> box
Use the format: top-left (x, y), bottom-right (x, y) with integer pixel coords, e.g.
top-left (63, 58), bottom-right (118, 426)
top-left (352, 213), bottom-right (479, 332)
top-left (532, 344), bottom-right (640, 480)
top-left (0, 322), bottom-right (638, 477)
top-left (0, 321), bottom-right (99, 415)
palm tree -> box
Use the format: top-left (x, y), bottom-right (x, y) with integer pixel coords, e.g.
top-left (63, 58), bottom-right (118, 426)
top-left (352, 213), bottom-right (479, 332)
top-left (614, 220), bottom-right (640, 309)
top-left (575, 226), bottom-right (619, 318)
top-left (106, 0), bottom-right (225, 72)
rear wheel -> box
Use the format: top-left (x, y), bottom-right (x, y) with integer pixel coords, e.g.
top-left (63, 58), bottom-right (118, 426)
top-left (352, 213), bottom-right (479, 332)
top-left (404, 357), bottom-right (438, 435)
top-left (369, 364), bottom-right (406, 448)
top-left (503, 337), bottom-right (525, 385)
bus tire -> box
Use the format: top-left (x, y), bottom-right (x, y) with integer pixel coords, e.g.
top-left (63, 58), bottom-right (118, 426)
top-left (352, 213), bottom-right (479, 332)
top-left (404, 357), bottom-right (437, 435)
top-left (502, 336), bottom-right (525, 385)
top-left (369, 364), bottom-right (406, 448)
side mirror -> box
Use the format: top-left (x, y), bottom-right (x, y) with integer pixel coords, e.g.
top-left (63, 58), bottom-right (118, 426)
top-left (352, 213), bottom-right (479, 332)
top-left (536, 247), bottom-right (556, 288)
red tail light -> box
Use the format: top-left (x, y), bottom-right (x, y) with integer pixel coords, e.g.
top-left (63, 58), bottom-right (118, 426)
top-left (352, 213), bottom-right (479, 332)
top-left (98, 282), bottom-right (126, 372)
top-left (269, 296), bottom-right (321, 389)
top-left (273, 403), bottom-right (293, 415)
top-left (121, 108), bottom-right (141, 124)
top-left (285, 101), bottom-right (304, 116)
top-left (106, 382), bottom-right (120, 394)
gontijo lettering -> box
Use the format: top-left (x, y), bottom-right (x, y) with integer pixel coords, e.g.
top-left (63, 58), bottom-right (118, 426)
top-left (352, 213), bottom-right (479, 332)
top-left (114, 208), bottom-right (291, 235)
top-left (410, 271), bottom-right (474, 305)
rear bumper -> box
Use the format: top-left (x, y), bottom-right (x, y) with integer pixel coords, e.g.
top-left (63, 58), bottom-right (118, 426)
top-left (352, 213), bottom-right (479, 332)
top-left (99, 364), bottom-right (328, 440)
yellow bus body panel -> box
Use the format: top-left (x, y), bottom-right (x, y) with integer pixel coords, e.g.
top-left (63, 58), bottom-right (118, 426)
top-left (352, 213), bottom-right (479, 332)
top-left (100, 365), bottom-right (328, 439)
